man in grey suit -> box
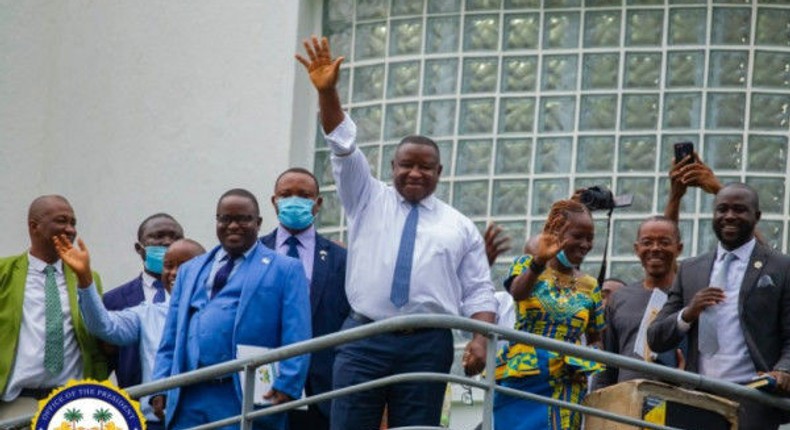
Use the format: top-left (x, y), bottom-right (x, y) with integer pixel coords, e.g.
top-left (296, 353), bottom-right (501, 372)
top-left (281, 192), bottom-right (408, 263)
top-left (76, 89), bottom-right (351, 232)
top-left (647, 183), bottom-right (790, 430)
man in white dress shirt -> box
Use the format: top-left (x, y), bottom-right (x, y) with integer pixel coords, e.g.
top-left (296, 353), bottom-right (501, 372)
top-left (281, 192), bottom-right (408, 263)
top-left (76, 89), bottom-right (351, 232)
top-left (296, 36), bottom-right (497, 430)
top-left (648, 183), bottom-right (790, 429)
top-left (0, 195), bottom-right (108, 419)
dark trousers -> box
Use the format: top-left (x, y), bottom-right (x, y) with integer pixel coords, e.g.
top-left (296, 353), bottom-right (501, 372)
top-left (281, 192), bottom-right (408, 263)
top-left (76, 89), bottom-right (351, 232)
top-left (738, 397), bottom-right (783, 430)
top-left (330, 316), bottom-right (454, 430)
top-left (288, 406), bottom-right (328, 430)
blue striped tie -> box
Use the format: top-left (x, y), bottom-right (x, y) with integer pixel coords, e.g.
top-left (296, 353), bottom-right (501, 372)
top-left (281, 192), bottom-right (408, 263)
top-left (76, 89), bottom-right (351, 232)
top-left (390, 204), bottom-right (419, 308)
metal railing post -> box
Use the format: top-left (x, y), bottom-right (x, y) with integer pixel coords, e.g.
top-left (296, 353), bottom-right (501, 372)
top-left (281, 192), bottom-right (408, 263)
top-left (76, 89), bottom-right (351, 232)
top-left (240, 365), bottom-right (256, 430)
top-left (481, 333), bottom-right (498, 430)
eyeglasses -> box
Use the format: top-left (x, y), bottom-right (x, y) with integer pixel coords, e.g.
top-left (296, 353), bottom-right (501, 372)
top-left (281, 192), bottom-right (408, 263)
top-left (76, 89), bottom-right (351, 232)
top-left (216, 214), bottom-right (258, 226)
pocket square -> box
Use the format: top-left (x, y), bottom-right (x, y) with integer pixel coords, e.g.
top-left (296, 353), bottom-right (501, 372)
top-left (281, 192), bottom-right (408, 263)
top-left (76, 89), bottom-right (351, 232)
top-left (757, 274), bottom-right (776, 289)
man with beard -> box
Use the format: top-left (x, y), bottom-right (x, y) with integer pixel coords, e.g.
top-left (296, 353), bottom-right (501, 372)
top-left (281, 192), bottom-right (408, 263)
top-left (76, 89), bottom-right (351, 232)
top-left (648, 183), bottom-right (790, 430)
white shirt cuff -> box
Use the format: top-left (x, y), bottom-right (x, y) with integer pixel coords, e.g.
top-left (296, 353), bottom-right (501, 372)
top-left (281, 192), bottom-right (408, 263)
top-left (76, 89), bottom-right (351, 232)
top-left (323, 113), bottom-right (356, 156)
top-left (676, 308), bottom-right (692, 332)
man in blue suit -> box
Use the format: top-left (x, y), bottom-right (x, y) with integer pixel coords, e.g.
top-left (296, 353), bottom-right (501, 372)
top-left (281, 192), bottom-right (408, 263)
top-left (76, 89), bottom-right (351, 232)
top-left (152, 189), bottom-right (311, 430)
top-left (261, 167), bottom-right (350, 430)
top-left (103, 213), bottom-right (183, 388)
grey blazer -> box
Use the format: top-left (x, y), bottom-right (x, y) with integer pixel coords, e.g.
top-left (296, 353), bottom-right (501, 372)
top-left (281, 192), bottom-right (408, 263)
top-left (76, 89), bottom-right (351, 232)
top-left (647, 242), bottom-right (790, 375)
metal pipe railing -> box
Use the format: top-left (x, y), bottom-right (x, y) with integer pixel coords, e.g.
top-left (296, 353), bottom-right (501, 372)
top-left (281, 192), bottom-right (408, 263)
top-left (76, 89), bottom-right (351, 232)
top-left (3, 314), bottom-right (788, 429)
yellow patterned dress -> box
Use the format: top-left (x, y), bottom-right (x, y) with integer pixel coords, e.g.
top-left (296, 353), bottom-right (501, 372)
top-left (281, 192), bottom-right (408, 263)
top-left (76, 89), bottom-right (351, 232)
top-left (493, 255), bottom-right (604, 430)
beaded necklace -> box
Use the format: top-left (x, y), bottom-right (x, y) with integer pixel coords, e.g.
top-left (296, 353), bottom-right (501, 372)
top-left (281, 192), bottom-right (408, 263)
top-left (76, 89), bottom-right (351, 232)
top-left (548, 267), bottom-right (578, 307)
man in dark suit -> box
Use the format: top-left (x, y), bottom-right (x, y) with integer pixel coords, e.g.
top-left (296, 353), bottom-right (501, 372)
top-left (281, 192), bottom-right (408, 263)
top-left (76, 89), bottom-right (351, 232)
top-left (648, 183), bottom-right (790, 430)
top-left (102, 213), bottom-right (183, 388)
top-left (152, 188), bottom-right (311, 430)
top-left (261, 167), bottom-right (350, 430)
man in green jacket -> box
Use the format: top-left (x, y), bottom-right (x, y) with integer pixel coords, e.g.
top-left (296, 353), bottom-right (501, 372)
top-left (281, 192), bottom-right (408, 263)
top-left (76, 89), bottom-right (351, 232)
top-left (0, 195), bottom-right (108, 419)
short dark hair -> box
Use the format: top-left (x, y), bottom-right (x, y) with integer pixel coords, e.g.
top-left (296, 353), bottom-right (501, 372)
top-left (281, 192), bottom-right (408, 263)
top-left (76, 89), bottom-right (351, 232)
top-left (396, 135), bottom-right (441, 162)
top-left (137, 213), bottom-right (178, 241)
top-left (718, 182), bottom-right (760, 212)
top-left (274, 168), bottom-right (320, 195)
top-left (218, 188), bottom-right (260, 215)
top-left (637, 215), bottom-right (681, 241)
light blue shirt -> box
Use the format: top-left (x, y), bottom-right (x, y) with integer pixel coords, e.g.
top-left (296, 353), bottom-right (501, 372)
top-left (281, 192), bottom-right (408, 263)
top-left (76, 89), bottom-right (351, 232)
top-left (204, 242), bottom-right (259, 297)
top-left (323, 114), bottom-right (497, 321)
top-left (275, 224), bottom-right (316, 283)
top-left (698, 238), bottom-right (758, 382)
top-left (78, 283), bottom-right (168, 423)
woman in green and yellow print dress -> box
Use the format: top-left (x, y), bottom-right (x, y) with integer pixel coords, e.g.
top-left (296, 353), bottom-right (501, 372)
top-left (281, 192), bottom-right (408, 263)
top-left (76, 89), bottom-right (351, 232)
top-left (494, 199), bottom-right (604, 430)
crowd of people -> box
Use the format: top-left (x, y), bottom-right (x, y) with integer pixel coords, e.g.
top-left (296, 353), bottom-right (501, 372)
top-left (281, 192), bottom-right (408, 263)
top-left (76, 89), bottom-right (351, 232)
top-left (1, 35), bottom-right (789, 430)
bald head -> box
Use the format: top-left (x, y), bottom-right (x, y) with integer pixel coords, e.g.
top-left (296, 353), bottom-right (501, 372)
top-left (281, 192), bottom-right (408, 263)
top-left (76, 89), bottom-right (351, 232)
top-left (27, 195), bottom-right (77, 263)
top-left (162, 238), bottom-right (206, 292)
top-left (28, 195), bottom-right (71, 222)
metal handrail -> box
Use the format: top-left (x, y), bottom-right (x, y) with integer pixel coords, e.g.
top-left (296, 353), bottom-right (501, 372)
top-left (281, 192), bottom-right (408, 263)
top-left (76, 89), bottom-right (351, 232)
top-left (3, 314), bottom-right (789, 429)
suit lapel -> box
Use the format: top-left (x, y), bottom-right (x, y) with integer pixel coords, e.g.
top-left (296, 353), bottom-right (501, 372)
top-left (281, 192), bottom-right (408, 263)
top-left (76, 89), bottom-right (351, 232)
top-left (310, 236), bottom-right (331, 317)
top-left (236, 245), bottom-right (274, 326)
top-left (126, 276), bottom-right (145, 306)
top-left (739, 244), bottom-right (767, 309)
top-left (693, 253), bottom-right (716, 294)
top-left (260, 230), bottom-right (277, 251)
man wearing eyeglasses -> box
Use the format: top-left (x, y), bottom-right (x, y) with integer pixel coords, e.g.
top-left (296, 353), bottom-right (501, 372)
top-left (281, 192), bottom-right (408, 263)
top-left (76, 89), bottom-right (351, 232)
top-left (152, 188), bottom-right (311, 430)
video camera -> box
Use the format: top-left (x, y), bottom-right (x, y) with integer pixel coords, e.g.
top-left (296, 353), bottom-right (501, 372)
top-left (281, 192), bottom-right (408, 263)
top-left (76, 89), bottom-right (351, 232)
top-left (579, 186), bottom-right (633, 212)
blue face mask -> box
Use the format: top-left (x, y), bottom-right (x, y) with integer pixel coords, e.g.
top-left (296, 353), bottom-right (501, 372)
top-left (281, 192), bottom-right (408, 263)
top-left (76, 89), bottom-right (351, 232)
top-left (556, 250), bottom-right (577, 269)
top-left (277, 197), bottom-right (315, 231)
top-left (144, 245), bottom-right (167, 275)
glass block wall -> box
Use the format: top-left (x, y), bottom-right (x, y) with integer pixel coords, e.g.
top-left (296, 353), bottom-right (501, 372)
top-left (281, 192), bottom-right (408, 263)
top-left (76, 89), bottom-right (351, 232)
top-left (313, 0), bottom-right (790, 286)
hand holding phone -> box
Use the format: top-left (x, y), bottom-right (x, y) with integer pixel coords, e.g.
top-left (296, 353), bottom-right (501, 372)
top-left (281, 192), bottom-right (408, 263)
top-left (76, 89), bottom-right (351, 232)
top-left (673, 141), bottom-right (694, 166)
top-left (745, 374), bottom-right (778, 393)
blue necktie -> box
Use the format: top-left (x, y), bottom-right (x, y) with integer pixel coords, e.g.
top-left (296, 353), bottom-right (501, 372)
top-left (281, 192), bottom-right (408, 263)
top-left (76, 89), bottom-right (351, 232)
top-left (391, 204), bottom-right (419, 308)
top-left (699, 252), bottom-right (735, 354)
top-left (211, 256), bottom-right (236, 298)
top-left (152, 279), bottom-right (166, 304)
top-left (286, 236), bottom-right (300, 259)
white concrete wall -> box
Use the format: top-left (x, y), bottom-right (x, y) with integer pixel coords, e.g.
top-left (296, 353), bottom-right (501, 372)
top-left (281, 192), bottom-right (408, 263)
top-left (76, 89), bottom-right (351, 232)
top-left (0, 0), bottom-right (321, 287)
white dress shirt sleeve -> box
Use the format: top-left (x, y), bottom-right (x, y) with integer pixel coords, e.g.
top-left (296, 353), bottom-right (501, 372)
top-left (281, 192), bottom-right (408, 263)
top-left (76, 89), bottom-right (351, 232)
top-left (78, 283), bottom-right (142, 346)
top-left (458, 230), bottom-right (498, 317)
top-left (324, 113), bottom-right (385, 219)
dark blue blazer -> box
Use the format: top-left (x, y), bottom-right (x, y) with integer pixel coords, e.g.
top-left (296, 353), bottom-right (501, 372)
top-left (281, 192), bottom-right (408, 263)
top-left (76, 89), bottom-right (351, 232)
top-left (102, 275), bottom-right (145, 388)
top-left (261, 229), bottom-right (349, 417)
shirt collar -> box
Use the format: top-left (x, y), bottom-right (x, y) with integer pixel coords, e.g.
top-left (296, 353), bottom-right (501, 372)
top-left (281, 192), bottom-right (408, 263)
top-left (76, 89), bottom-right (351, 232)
top-left (396, 193), bottom-right (437, 211)
top-left (717, 237), bottom-right (756, 263)
top-left (217, 241), bottom-right (259, 263)
top-left (141, 271), bottom-right (158, 288)
top-left (275, 224), bottom-right (315, 249)
top-left (27, 252), bottom-right (63, 274)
